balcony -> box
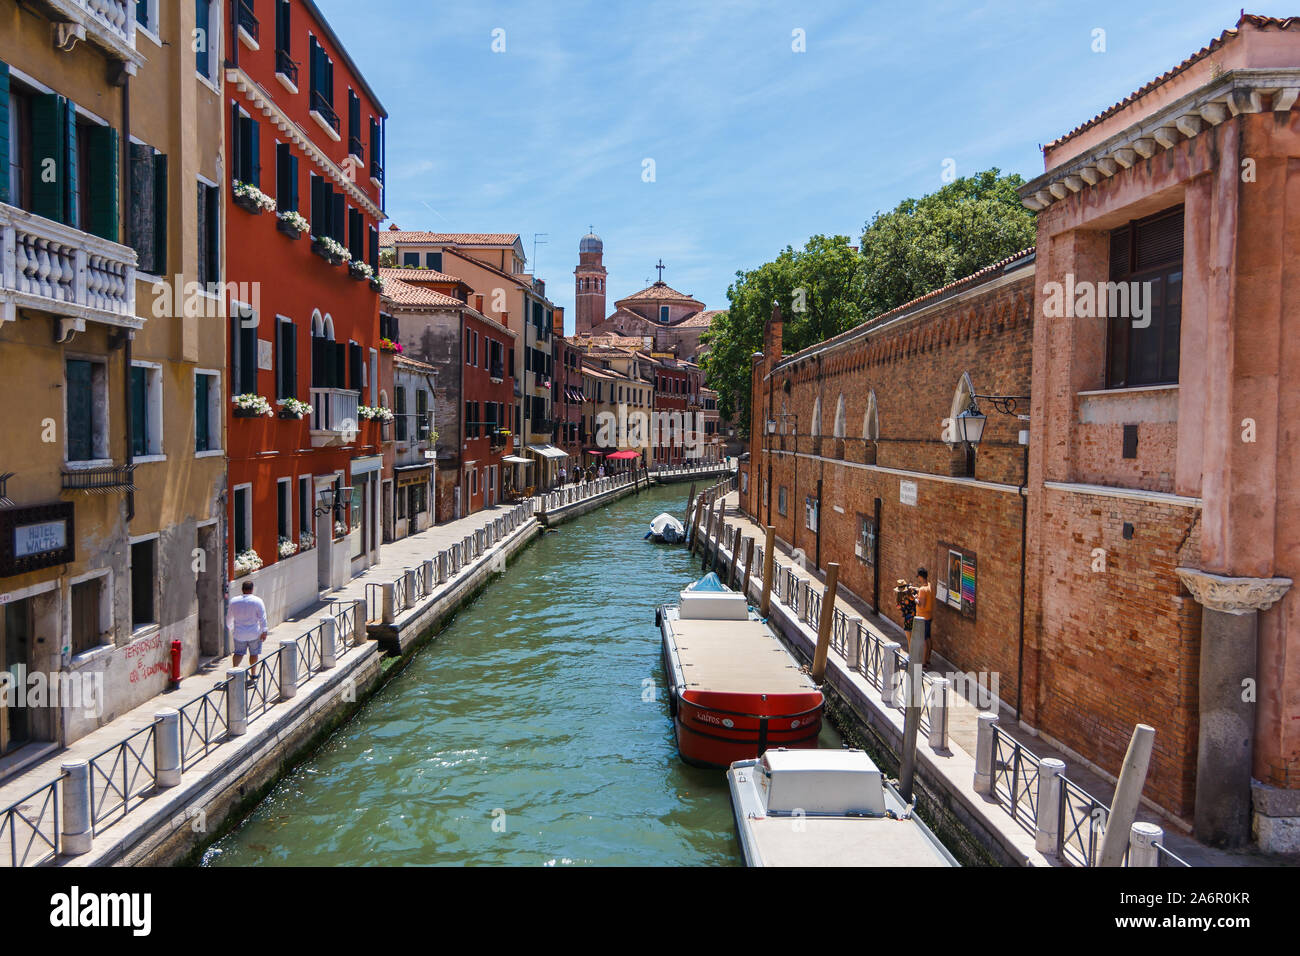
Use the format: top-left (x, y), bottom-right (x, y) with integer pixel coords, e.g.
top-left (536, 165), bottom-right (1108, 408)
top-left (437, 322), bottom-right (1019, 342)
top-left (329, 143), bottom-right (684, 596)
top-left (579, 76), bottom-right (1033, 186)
top-left (275, 49), bottom-right (300, 93)
top-left (309, 388), bottom-right (360, 447)
top-left (310, 90), bottom-right (341, 141)
top-left (61, 463), bottom-right (135, 494)
top-left (236, 1), bottom-right (259, 50)
top-left (42, 0), bottom-right (142, 70)
top-left (348, 135), bottom-right (365, 161)
top-left (0, 202), bottom-right (138, 329)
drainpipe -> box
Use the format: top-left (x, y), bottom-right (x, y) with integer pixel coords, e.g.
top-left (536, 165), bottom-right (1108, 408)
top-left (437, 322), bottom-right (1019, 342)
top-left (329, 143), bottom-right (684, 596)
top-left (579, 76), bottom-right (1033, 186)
top-left (122, 74), bottom-right (134, 522)
top-left (1015, 439), bottom-right (1029, 721)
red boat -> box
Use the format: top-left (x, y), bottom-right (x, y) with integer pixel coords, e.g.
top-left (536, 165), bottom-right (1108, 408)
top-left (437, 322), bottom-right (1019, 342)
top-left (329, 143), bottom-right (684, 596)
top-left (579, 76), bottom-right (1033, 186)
top-left (658, 574), bottom-right (823, 768)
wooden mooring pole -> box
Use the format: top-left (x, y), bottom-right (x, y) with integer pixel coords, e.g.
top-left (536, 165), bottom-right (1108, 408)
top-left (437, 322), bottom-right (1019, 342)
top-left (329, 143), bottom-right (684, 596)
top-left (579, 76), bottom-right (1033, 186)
top-left (742, 536), bottom-right (755, 600)
top-left (811, 563), bottom-right (839, 683)
top-left (899, 625), bottom-right (925, 803)
top-left (684, 482), bottom-right (697, 530)
top-left (760, 526), bottom-right (775, 617)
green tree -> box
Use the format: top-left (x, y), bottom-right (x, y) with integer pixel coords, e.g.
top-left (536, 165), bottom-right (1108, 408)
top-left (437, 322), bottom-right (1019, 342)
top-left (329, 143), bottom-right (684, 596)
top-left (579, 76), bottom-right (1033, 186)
top-left (859, 168), bottom-right (1036, 317)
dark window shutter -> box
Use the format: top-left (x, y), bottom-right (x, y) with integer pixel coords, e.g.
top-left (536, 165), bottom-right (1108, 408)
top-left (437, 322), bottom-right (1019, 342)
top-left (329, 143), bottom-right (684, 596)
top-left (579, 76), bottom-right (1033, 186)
top-left (310, 174), bottom-right (322, 233)
top-left (368, 226), bottom-right (378, 268)
top-left (333, 341), bottom-right (345, 389)
top-left (66, 359), bottom-right (93, 461)
top-left (1134, 207), bottom-right (1183, 270)
top-left (130, 366), bottom-right (147, 455)
top-left (128, 143), bottom-right (156, 271)
top-left (248, 117), bottom-right (260, 188)
top-left (368, 116), bottom-right (379, 178)
top-left (276, 0), bottom-right (290, 52)
top-left (332, 191), bottom-right (344, 243)
top-left (348, 342), bottom-right (362, 391)
top-left (311, 334), bottom-right (325, 388)
top-left (63, 99), bottom-right (78, 229)
top-left (289, 154), bottom-right (299, 211)
top-left (0, 63), bottom-right (10, 206)
top-left (276, 142), bottom-right (291, 211)
top-left (31, 93), bottom-right (66, 223)
top-left (197, 181), bottom-right (209, 283)
top-left (230, 102), bottom-right (242, 180)
top-left (195, 374), bottom-right (210, 451)
top-left (153, 152), bottom-right (167, 274)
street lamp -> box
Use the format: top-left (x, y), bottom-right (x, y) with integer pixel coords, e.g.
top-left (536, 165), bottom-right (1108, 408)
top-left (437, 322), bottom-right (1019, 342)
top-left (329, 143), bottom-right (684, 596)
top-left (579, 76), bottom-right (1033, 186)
top-left (955, 394), bottom-right (1026, 447)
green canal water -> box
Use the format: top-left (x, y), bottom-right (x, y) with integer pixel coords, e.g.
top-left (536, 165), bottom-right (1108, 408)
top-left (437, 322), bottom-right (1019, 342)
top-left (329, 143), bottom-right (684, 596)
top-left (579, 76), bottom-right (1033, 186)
top-left (203, 484), bottom-right (840, 867)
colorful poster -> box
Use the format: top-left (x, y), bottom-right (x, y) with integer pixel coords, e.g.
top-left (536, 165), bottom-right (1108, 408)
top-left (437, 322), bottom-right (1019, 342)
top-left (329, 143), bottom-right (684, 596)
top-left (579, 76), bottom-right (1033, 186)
top-left (961, 554), bottom-right (977, 610)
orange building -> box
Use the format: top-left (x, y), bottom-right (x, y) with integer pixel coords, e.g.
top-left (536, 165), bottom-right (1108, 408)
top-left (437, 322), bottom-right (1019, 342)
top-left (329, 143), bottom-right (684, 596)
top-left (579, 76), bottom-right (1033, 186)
top-left (224, 0), bottom-right (388, 625)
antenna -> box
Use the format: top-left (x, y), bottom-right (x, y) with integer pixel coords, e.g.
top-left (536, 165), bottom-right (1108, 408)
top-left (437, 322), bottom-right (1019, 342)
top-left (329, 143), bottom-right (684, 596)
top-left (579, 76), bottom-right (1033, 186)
top-left (531, 233), bottom-right (549, 274)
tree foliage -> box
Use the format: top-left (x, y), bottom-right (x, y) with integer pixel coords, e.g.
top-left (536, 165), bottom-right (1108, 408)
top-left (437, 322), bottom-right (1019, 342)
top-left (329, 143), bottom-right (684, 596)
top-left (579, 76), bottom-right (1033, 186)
top-left (701, 169), bottom-right (1036, 438)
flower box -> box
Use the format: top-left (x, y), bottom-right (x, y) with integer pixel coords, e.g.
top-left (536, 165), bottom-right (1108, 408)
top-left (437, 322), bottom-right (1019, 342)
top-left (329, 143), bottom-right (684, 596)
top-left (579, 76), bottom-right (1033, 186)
top-left (276, 219), bottom-right (302, 240)
top-left (232, 181), bottom-right (277, 215)
top-left (348, 261), bottom-right (371, 281)
top-left (369, 277), bottom-right (385, 293)
top-left (233, 191), bottom-right (264, 215)
top-left (233, 393), bottom-right (274, 417)
top-left (233, 406), bottom-right (264, 418)
top-left (278, 397), bottom-right (312, 419)
top-left (311, 236), bottom-right (351, 266)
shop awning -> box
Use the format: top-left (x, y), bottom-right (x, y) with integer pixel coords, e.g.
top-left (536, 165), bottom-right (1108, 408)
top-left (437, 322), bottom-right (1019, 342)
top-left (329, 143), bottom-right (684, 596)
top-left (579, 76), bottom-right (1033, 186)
top-left (606, 450), bottom-right (639, 460)
top-left (583, 449), bottom-right (606, 456)
top-left (501, 455), bottom-right (533, 464)
top-left (527, 445), bottom-right (568, 460)
top-left (394, 464), bottom-right (432, 487)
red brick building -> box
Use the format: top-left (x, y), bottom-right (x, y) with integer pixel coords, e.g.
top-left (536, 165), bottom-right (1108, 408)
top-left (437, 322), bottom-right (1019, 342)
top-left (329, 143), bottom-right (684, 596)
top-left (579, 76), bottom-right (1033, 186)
top-left (744, 15), bottom-right (1300, 852)
top-left (224, 0), bottom-right (388, 624)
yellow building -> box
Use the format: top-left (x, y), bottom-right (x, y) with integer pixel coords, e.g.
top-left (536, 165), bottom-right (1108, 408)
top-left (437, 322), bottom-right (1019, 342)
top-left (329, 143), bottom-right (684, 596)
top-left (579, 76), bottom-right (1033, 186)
top-left (0, 1), bottom-right (225, 763)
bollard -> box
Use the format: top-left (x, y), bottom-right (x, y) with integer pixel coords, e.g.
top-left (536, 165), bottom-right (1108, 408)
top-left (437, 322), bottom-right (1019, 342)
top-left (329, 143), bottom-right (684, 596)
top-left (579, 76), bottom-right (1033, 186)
top-left (227, 667), bottom-right (248, 736)
top-left (381, 581), bottom-right (396, 624)
top-left (1099, 724), bottom-right (1156, 867)
top-left (436, 551), bottom-right (446, 583)
top-left (404, 568), bottom-right (418, 607)
top-left (845, 615), bottom-right (863, 668)
top-left (280, 639), bottom-right (299, 699)
top-left (320, 616), bottom-right (338, 670)
top-left (880, 642), bottom-right (902, 707)
top-left (154, 708), bottom-right (182, 787)
top-left (60, 759), bottom-right (93, 855)
top-left (1035, 757), bottom-right (1066, 854)
top-left (974, 712), bottom-right (998, 795)
top-left (928, 677), bottom-right (950, 750)
top-left (760, 526), bottom-right (776, 617)
top-left (353, 600), bottom-right (367, 645)
top-left (1128, 821), bottom-right (1163, 867)
top-left (422, 559), bottom-right (434, 595)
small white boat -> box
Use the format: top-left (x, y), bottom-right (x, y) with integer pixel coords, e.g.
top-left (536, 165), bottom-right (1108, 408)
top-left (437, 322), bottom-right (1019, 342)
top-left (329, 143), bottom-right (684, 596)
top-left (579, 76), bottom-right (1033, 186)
top-left (727, 748), bottom-right (959, 867)
top-left (645, 512), bottom-right (685, 543)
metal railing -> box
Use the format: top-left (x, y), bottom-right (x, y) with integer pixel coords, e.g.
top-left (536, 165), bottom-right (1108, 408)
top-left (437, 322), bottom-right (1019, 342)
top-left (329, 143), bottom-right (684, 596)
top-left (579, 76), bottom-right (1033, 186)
top-left (991, 725), bottom-right (1041, 834)
top-left (87, 722), bottom-right (156, 828)
top-left (1, 775), bottom-right (61, 868)
top-left (179, 682), bottom-right (230, 770)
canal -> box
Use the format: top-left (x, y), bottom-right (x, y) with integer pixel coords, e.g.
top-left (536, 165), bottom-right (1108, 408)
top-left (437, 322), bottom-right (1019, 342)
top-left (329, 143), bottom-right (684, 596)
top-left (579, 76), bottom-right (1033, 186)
top-left (204, 483), bottom-right (840, 866)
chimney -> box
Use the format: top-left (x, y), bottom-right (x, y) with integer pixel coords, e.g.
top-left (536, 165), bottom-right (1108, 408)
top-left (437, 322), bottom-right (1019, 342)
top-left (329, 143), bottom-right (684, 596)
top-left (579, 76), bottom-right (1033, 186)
top-left (552, 306), bottom-right (565, 337)
top-left (473, 293), bottom-right (484, 313)
top-left (501, 310), bottom-right (509, 330)
top-left (765, 304), bottom-right (783, 361)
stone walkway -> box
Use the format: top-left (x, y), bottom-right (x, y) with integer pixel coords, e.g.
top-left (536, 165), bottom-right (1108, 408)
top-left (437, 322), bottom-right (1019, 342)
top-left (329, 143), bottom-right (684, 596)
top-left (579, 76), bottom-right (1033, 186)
top-left (712, 491), bottom-right (1280, 867)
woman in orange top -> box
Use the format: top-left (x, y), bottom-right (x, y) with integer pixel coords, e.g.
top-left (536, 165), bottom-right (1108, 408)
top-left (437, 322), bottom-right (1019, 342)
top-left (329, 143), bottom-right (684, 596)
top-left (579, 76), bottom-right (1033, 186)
top-left (914, 567), bottom-right (934, 669)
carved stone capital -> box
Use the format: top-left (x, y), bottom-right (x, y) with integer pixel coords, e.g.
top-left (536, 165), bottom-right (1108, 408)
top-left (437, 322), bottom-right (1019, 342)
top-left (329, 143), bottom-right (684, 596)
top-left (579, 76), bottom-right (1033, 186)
top-left (1177, 568), bottom-right (1293, 615)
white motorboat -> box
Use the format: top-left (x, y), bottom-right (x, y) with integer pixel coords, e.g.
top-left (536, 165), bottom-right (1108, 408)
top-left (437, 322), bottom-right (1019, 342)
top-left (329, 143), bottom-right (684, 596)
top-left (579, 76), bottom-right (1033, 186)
top-left (645, 512), bottom-right (685, 543)
top-left (727, 748), bottom-right (959, 867)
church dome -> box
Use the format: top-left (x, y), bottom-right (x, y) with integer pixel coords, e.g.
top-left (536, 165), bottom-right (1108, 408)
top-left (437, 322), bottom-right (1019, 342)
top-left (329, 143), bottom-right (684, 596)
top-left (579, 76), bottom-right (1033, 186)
top-left (579, 232), bottom-right (603, 253)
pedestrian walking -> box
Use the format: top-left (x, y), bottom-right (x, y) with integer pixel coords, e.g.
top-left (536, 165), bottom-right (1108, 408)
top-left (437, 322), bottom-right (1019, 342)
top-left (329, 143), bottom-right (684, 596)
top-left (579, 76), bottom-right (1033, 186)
top-left (229, 580), bottom-right (269, 679)
top-left (914, 567), bottom-right (934, 668)
top-left (558, 465), bottom-right (567, 486)
top-left (894, 578), bottom-right (917, 635)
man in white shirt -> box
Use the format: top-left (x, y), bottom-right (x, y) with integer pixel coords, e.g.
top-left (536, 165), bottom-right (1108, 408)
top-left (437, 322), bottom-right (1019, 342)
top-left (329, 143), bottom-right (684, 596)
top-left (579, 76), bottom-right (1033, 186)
top-left (228, 580), bottom-right (269, 679)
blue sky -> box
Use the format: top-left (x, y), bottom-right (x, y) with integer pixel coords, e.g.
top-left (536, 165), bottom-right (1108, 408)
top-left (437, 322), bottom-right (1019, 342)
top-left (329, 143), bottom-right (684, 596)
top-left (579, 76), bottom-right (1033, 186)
top-left (317, 1), bottom-right (1288, 332)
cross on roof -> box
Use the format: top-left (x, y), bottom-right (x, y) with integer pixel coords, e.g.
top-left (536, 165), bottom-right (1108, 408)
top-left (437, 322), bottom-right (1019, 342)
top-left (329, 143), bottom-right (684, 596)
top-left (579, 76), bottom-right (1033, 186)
top-left (655, 259), bottom-right (666, 282)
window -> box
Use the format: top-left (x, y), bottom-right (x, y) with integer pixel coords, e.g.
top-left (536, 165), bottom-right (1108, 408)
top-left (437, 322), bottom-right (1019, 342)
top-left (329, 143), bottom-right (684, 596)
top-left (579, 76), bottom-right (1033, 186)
top-left (233, 486), bottom-right (252, 555)
top-left (347, 206), bottom-right (364, 262)
top-left (466, 330), bottom-right (477, 366)
top-left (856, 514), bottom-right (876, 565)
top-left (307, 35), bottom-right (337, 131)
top-left (127, 141), bottom-right (167, 273)
top-left (130, 363), bottom-right (163, 457)
top-left (277, 478), bottom-right (292, 544)
top-left (659, 305), bottom-right (670, 323)
top-left (231, 304), bottom-right (259, 395)
top-left (275, 141), bottom-right (298, 212)
top-left (942, 545), bottom-right (977, 617)
top-left (230, 106), bottom-right (260, 186)
top-left (66, 358), bottom-right (108, 462)
top-left (347, 88), bottom-right (362, 158)
top-left (1106, 205), bottom-right (1184, 389)
top-left (195, 0), bottom-right (217, 80)
top-left (130, 539), bottom-right (156, 629)
top-left (416, 390), bottom-right (430, 440)
top-left (402, 252), bottom-right (419, 267)
top-left (195, 371), bottom-right (220, 452)
top-left (136, 0), bottom-right (159, 34)
top-left (394, 386), bottom-right (407, 441)
top-left (197, 180), bottom-right (219, 286)
top-left (298, 475), bottom-right (312, 544)
top-left (70, 575), bottom-right (106, 656)
top-left (425, 252), bottom-right (442, 271)
top-left (276, 317), bottom-right (297, 399)
top-left (777, 485), bottom-right (788, 516)
top-left (369, 115), bottom-right (383, 182)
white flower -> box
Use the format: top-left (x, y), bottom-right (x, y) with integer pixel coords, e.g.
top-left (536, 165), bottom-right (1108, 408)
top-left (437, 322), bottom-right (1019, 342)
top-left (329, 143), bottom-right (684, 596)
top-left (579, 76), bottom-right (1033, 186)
top-left (233, 393), bottom-right (274, 416)
top-left (358, 405), bottom-right (394, 423)
top-left (351, 261), bottom-right (375, 280)
top-left (278, 537), bottom-right (298, 558)
top-left (312, 235), bottom-right (352, 263)
top-left (280, 397), bottom-right (312, 417)
top-left (234, 549), bottom-right (263, 575)
top-left (298, 531), bottom-right (316, 551)
top-left (232, 180), bottom-right (277, 213)
top-left (277, 210), bottom-right (310, 232)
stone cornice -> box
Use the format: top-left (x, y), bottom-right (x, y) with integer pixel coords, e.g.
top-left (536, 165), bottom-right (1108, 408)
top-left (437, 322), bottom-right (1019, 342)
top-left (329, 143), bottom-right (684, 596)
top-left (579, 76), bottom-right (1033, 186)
top-left (226, 68), bottom-right (384, 222)
top-left (1020, 68), bottom-right (1300, 212)
top-left (1176, 567), bottom-right (1292, 614)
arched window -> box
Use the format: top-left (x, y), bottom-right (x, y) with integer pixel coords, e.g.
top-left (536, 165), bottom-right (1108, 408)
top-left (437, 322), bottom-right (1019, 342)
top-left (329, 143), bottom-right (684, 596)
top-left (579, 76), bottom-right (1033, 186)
top-left (863, 390), bottom-right (879, 465)
top-left (833, 394), bottom-right (846, 438)
top-left (811, 397), bottom-right (821, 435)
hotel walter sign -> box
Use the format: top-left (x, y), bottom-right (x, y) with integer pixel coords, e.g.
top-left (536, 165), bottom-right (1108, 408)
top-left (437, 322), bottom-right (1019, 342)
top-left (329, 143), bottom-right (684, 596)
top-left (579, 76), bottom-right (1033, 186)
top-left (0, 503), bottom-right (74, 577)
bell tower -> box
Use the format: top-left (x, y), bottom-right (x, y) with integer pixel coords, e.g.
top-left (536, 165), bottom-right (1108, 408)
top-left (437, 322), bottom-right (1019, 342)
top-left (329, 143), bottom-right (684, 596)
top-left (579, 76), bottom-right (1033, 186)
top-left (575, 231), bottom-right (606, 335)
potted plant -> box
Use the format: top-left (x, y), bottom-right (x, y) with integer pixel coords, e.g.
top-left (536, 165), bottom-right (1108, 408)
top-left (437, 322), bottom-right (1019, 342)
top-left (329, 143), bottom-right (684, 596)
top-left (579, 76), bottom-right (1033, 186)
top-left (370, 275), bottom-right (385, 293)
top-left (279, 397), bottom-right (312, 419)
top-left (234, 548), bottom-right (263, 577)
top-left (333, 519), bottom-right (347, 540)
top-left (278, 536), bottom-right (299, 558)
top-left (311, 235), bottom-right (351, 265)
top-left (349, 260), bottom-right (374, 282)
top-left (378, 337), bottom-right (402, 354)
top-left (232, 180), bottom-right (277, 215)
top-left (233, 393), bottom-right (274, 418)
top-left (358, 405), bottom-right (394, 424)
top-left (298, 530), bottom-right (316, 552)
top-left (277, 209), bottom-right (310, 239)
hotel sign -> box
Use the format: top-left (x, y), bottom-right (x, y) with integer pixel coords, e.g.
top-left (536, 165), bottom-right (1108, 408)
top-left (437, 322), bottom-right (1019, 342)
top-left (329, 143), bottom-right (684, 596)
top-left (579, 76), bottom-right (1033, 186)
top-left (0, 503), bottom-right (75, 577)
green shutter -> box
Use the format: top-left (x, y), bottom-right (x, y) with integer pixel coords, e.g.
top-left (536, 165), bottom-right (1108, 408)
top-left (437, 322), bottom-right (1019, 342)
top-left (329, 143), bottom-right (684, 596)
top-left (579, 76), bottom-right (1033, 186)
top-left (85, 125), bottom-right (119, 242)
top-left (64, 99), bottom-right (78, 229)
top-left (153, 152), bottom-right (167, 274)
top-left (130, 366), bottom-right (147, 456)
top-left (0, 62), bottom-right (10, 205)
top-left (195, 374), bottom-right (210, 452)
top-left (30, 93), bottom-right (66, 223)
